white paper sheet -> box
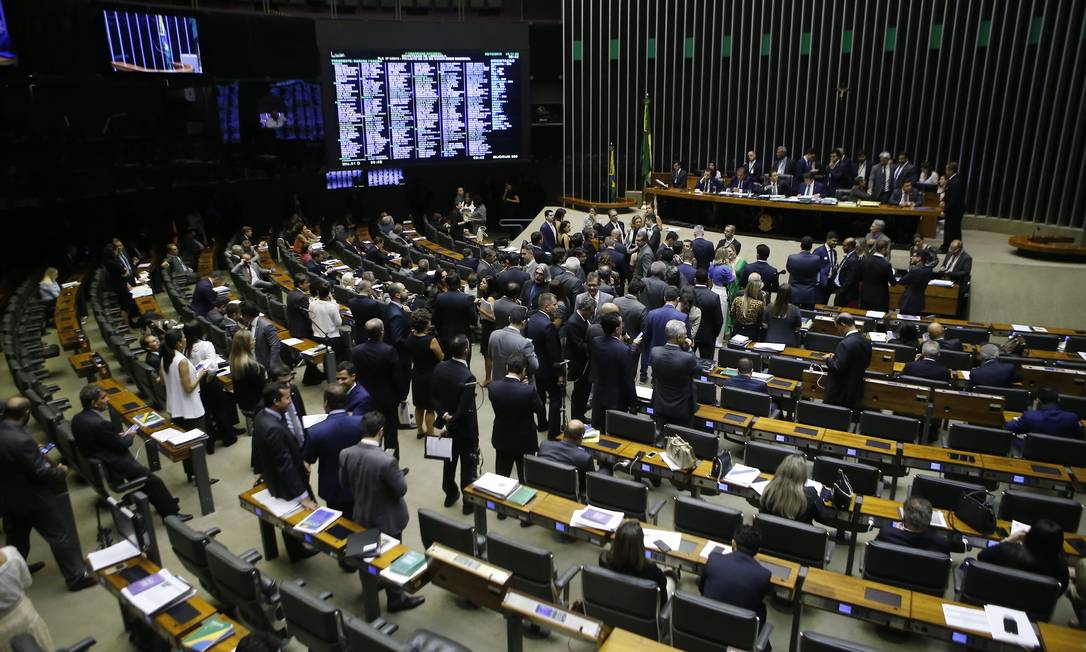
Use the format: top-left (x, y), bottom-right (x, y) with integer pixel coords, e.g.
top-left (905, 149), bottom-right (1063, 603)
top-left (425, 436), bottom-right (454, 461)
top-left (87, 540), bottom-right (141, 571)
top-left (1011, 324), bottom-right (1032, 333)
top-left (473, 473), bottom-right (519, 499)
top-left (252, 489), bottom-right (303, 518)
top-left (1010, 520), bottom-right (1031, 537)
top-left (868, 332), bottom-right (888, 343)
top-left (865, 310), bottom-right (886, 319)
top-left (635, 386), bottom-right (653, 401)
top-left (750, 479), bottom-right (769, 496)
top-left (302, 414), bottom-right (328, 429)
top-left (928, 279), bottom-right (955, 287)
top-left (941, 604), bottom-right (992, 634)
top-left (150, 427), bottom-right (206, 447)
top-left (570, 506), bottom-right (624, 532)
top-left (281, 337), bottom-right (304, 346)
top-left (985, 605), bottom-right (1039, 648)
top-left (752, 342), bottom-right (786, 352)
top-left (642, 529), bottom-right (682, 552)
top-left (699, 540), bottom-right (732, 559)
top-left (722, 464), bottom-right (761, 487)
top-left (931, 510), bottom-right (949, 528)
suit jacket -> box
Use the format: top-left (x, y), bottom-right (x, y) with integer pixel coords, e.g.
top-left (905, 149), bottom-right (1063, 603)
top-left (563, 312), bottom-right (591, 379)
top-left (635, 245), bottom-right (655, 280)
top-left (431, 360), bottom-right (479, 441)
top-left (383, 302), bottom-right (410, 350)
top-left (853, 159), bottom-right (870, 183)
top-left (252, 318), bottom-right (282, 369)
top-left (716, 238), bottom-right (742, 256)
top-left (701, 550), bottom-right (772, 619)
top-left (163, 254), bottom-right (190, 276)
top-left (935, 338), bottom-right (964, 352)
top-left (892, 162), bottom-right (917, 188)
top-left (728, 176), bottom-right (753, 191)
top-left (71, 409), bottom-right (148, 482)
top-left (600, 247), bottom-right (627, 279)
top-left (875, 526), bottom-right (955, 554)
top-left (650, 344), bottom-right (699, 419)
top-left (302, 410), bottom-right (362, 507)
top-left (772, 157), bottom-right (793, 176)
top-left (347, 295), bottom-right (385, 345)
top-left (596, 220), bottom-right (627, 242)
top-left (492, 297), bottom-right (520, 331)
top-left (0, 421), bottom-right (66, 514)
top-left (869, 163), bottom-right (897, 196)
top-left (641, 277), bottom-right (669, 311)
top-left (344, 383), bottom-right (372, 416)
top-left (691, 238), bottom-right (715, 271)
top-left (591, 335), bottom-right (638, 410)
top-left (190, 279), bottom-right (217, 317)
top-left (834, 251), bottom-right (861, 306)
top-left (695, 176), bottom-right (720, 193)
top-left (537, 439), bottom-right (595, 477)
top-left (786, 251), bottom-right (822, 305)
top-left (338, 441), bottom-right (409, 535)
top-left (902, 358), bottom-right (952, 384)
top-left (253, 409), bottom-right (311, 500)
top-left (897, 265), bottom-right (933, 315)
top-left (744, 159), bottom-right (764, 179)
top-left (969, 360), bottom-right (1019, 388)
top-left (351, 341), bottom-right (405, 410)
top-left (613, 295), bottom-right (648, 340)
top-left (489, 326), bottom-right (539, 379)
top-left (488, 377), bottom-right (543, 454)
top-left (574, 291), bottom-right (614, 321)
top-left (1007, 405), bottom-right (1084, 439)
top-left (796, 181), bottom-right (827, 197)
top-left (692, 286), bottom-right (723, 346)
top-left (940, 250), bottom-right (973, 284)
top-left (670, 168), bottom-right (688, 188)
top-left (541, 221), bottom-right (559, 252)
top-left (433, 290), bottom-right (477, 342)
top-left (758, 181), bottom-right (791, 197)
top-left (792, 157), bottom-right (813, 181)
top-left (520, 281), bottom-right (549, 311)
top-left (890, 187), bottom-right (924, 207)
top-left (859, 255), bottom-right (896, 311)
top-left (827, 158), bottom-right (852, 191)
top-left (723, 374), bottom-right (770, 396)
top-left (825, 331), bottom-right (872, 409)
top-left (286, 289), bottom-right (314, 339)
top-left (496, 266), bottom-right (531, 293)
top-left (943, 174), bottom-right (966, 216)
top-left (526, 312), bottom-right (562, 383)
top-left (642, 305), bottom-right (688, 355)
top-left (812, 245), bottom-right (838, 290)
top-left (740, 260), bottom-right (780, 295)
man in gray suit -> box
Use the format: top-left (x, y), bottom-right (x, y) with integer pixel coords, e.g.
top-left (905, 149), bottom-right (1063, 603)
top-left (633, 229), bottom-right (655, 280)
top-left (573, 272), bottom-right (614, 322)
top-left (338, 413), bottom-right (424, 613)
top-left (488, 305), bottom-right (539, 380)
top-left (868, 151), bottom-right (897, 203)
top-left (492, 282), bottom-right (521, 331)
top-left (240, 303), bottom-right (281, 369)
top-left (613, 279), bottom-right (648, 343)
top-left (641, 261), bottom-right (669, 310)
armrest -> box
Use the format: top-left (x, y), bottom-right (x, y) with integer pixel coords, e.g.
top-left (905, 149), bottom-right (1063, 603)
top-left (823, 540), bottom-right (836, 568)
top-left (239, 548), bottom-right (262, 565)
top-left (317, 591), bottom-right (333, 601)
top-left (64, 637), bottom-right (97, 652)
top-left (112, 476), bottom-right (147, 493)
top-left (647, 498), bottom-right (666, 524)
top-left (953, 560), bottom-right (969, 595)
top-left (204, 526), bottom-right (222, 538)
top-left (754, 622), bottom-right (773, 652)
top-left (659, 595), bottom-right (672, 628)
top-left (554, 564), bottom-right (582, 604)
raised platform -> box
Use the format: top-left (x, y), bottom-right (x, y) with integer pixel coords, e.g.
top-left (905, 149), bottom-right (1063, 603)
top-left (1009, 235), bottom-right (1086, 261)
top-left (558, 195), bottom-right (637, 211)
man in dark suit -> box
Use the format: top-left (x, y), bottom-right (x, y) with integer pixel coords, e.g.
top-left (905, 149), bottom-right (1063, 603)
top-left (859, 240), bottom-right (896, 311)
top-left (743, 150), bottom-right (763, 180)
top-left (723, 357), bottom-right (770, 395)
top-left (826, 148), bottom-right (852, 193)
top-left (936, 240), bottom-right (972, 284)
top-left (590, 313), bottom-right (638, 429)
top-left (812, 232), bottom-right (839, 304)
top-left (700, 525), bottom-right (772, 624)
top-left (717, 224), bottom-right (742, 256)
top-left (0, 397), bottom-right (96, 590)
top-left (599, 238), bottom-right (628, 280)
top-left (852, 151), bottom-right (870, 184)
top-left (433, 275), bottom-right (478, 352)
top-left (741, 244), bottom-right (780, 295)
top-left (614, 280), bottom-right (648, 345)
top-left (335, 361), bottom-right (372, 416)
top-left (527, 293), bottom-right (564, 440)
top-left (650, 320), bottom-right (700, 428)
top-left (496, 252), bottom-right (531, 291)
top-left (793, 149), bottom-right (817, 181)
top-left (728, 167), bottom-right (753, 192)
top-left (253, 382), bottom-right (318, 562)
top-left (488, 355), bottom-right (544, 482)
top-left (825, 313), bottom-right (872, 412)
top-left (538, 419), bottom-right (596, 492)
top-left (875, 497), bottom-right (963, 554)
top-left (970, 344), bottom-right (1020, 388)
top-left (72, 385), bottom-right (188, 520)
top-left (596, 210), bottom-right (627, 242)
top-left (346, 280), bottom-right (385, 346)
top-left (897, 253), bottom-right (934, 316)
top-left (1007, 387), bottom-right (1084, 439)
top-left (351, 319), bottom-right (405, 458)
top-left (926, 322), bottom-right (963, 352)
top-left (161, 243), bottom-right (192, 277)
top-left (640, 286), bottom-right (688, 381)
top-left (890, 179), bottom-right (924, 208)
top-left (893, 151), bottom-right (918, 188)
top-left (190, 276), bottom-right (218, 318)
top-left (786, 236), bottom-right (823, 308)
top-left (338, 412), bottom-right (424, 612)
top-left (431, 336), bottom-right (479, 513)
top-left (940, 162), bottom-right (966, 251)
top-left (240, 303), bottom-right (282, 369)
top-left (692, 270), bottom-right (724, 359)
top-left (285, 275), bottom-right (314, 339)
top-left (691, 226), bottom-right (715, 270)
top-left (694, 169), bottom-right (720, 193)
top-left (540, 210), bottom-right (559, 253)
top-left (669, 160), bottom-right (687, 188)
top-left (771, 146), bottom-right (792, 176)
top-left (564, 296), bottom-right (595, 422)
top-left (796, 172), bottom-right (826, 197)
top-left (902, 341), bottom-right (952, 384)
top-left (833, 238), bottom-right (861, 307)
top-left (302, 384), bottom-right (362, 514)
top-left (759, 171), bottom-right (790, 196)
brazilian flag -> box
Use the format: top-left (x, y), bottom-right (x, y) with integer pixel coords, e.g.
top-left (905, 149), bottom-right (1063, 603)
top-left (640, 93), bottom-right (653, 188)
top-left (608, 142), bottom-right (617, 202)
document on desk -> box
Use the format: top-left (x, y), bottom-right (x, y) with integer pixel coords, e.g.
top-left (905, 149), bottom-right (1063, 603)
top-left (280, 337), bottom-right (304, 346)
top-left (130, 285), bottom-right (153, 298)
top-left (1078, 351), bottom-right (1086, 363)
top-left (985, 605), bottom-right (1039, 647)
top-left (121, 569), bottom-right (194, 616)
top-left (87, 539), bottom-right (141, 571)
top-left (635, 385), bottom-right (654, 401)
top-left (1011, 324), bottom-right (1032, 333)
top-left (570, 506), bottom-right (624, 532)
top-left (865, 310), bottom-right (886, 319)
top-left (252, 489), bottom-right (303, 518)
top-left (752, 342), bottom-right (786, 352)
top-left (642, 528), bottom-right (683, 552)
top-left (699, 540), bottom-right (732, 559)
top-left (293, 507), bottom-right (342, 535)
top-left (722, 464), bottom-right (761, 488)
top-left (897, 507), bottom-right (948, 528)
top-left (150, 427), bottom-right (207, 447)
top-left (750, 479), bottom-right (769, 496)
top-left (941, 604), bottom-right (992, 634)
top-left (868, 332), bottom-right (888, 343)
top-left (928, 279), bottom-right (955, 287)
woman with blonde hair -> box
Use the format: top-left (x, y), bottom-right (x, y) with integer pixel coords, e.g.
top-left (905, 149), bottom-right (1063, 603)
top-left (708, 246), bottom-right (734, 343)
top-left (760, 454), bottom-right (823, 524)
top-left (228, 330), bottom-right (267, 419)
top-left (730, 277), bottom-right (766, 341)
top-left (39, 268), bottom-right (61, 302)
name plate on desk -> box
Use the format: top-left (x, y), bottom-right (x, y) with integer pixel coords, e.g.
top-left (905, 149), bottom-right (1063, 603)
top-left (502, 591), bottom-right (603, 641)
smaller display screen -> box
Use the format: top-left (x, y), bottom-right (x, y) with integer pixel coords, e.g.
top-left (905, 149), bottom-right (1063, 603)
top-left (103, 9), bottom-right (202, 73)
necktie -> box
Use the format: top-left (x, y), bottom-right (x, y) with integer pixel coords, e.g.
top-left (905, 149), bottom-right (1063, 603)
top-left (894, 167), bottom-right (902, 183)
top-left (806, 184), bottom-right (813, 196)
top-left (946, 255), bottom-right (957, 272)
top-left (883, 167), bottom-right (889, 192)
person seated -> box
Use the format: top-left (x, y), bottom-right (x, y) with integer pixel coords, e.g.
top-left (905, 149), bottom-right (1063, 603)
top-left (758, 454), bottom-right (825, 525)
top-left (796, 172), bottom-right (826, 197)
top-left (537, 419), bottom-right (595, 492)
top-left (910, 233), bottom-right (939, 268)
top-left (694, 169), bottom-right (720, 193)
top-left (875, 496), bottom-right (964, 553)
top-left (925, 321), bottom-right (962, 351)
top-left (848, 176), bottom-right (874, 201)
top-left (759, 171), bottom-right (790, 196)
top-left (891, 322), bottom-right (921, 349)
top-left (140, 334), bottom-right (161, 374)
top-left (723, 358), bottom-right (775, 412)
top-left (728, 167), bottom-right (753, 192)
top-left (902, 341), bottom-right (952, 383)
top-left (977, 518), bottom-right (1069, 591)
top-left (1007, 387), bottom-right (1084, 439)
top-left (598, 520), bottom-right (670, 606)
top-left (890, 179), bottom-right (924, 208)
top-left (699, 524), bottom-right (772, 623)
top-left (970, 343), bottom-right (1020, 388)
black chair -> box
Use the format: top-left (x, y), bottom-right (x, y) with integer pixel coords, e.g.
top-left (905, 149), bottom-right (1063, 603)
top-left (693, 379), bottom-right (718, 406)
top-left (945, 326), bottom-right (989, 345)
top-left (581, 565), bottom-right (665, 641)
top-left (718, 347), bottom-right (763, 371)
top-left (10, 636), bottom-right (96, 652)
top-left (1066, 335), bottom-right (1086, 353)
top-left (1021, 332), bottom-right (1061, 351)
top-left (958, 560), bottom-right (1062, 622)
top-left (973, 385), bottom-right (1029, 413)
top-left (881, 342), bottom-right (917, 364)
top-left (721, 386), bottom-right (777, 418)
top-left (897, 375), bottom-right (951, 391)
top-left (606, 410), bottom-right (657, 445)
top-left (662, 424), bottom-right (718, 459)
top-left (811, 457), bottom-right (881, 497)
top-left (205, 541), bottom-right (283, 634)
top-left (910, 475), bottom-right (986, 512)
top-left (523, 455), bottom-right (580, 500)
top-left (936, 349), bottom-right (973, 371)
top-left (1022, 433), bottom-right (1086, 467)
top-left (417, 508), bottom-right (477, 556)
top-left (857, 410), bottom-right (920, 443)
top-left (768, 355), bottom-right (809, 381)
top-left (743, 440), bottom-right (799, 474)
top-left (279, 580), bottom-right (349, 652)
top-left (753, 513), bottom-right (832, 568)
top-left (802, 332), bottom-right (842, 354)
top-left (585, 472), bottom-right (666, 524)
top-left (163, 516), bottom-right (246, 604)
top-left (1055, 393), bottom-right (1086, 420)
top-left (672, 497), bottom-right (742, 543)
top-left (795, 400), bottom-right (852, 432)
top-left (998, 489), bottom-right (1082, 532)
top-left (798, 631), bottom-right (879, 651)
top-left (945, 423), bottom-right (1014, 456)
top-left (861, 540), bottom-right (950, 596)
top-left (484, 532), bottom-right (580, 606)
top-left (343, 614), bottom-right (470, 652)
top-left (669, 591), bottom-right (771, 652)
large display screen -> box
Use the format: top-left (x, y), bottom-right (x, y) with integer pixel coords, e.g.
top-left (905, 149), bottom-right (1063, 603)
top-left (328, 50), bottom-right (523, 167)
top-left (103, 9), bottom-right (203, 73)
top-left (0, 0), bottom-right (15, 66)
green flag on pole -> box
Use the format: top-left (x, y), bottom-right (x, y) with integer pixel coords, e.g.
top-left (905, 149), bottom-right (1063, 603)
top-left (640, 94), bottom-right (653, 188)
top-left (608, 142), bottom-right (617, 202)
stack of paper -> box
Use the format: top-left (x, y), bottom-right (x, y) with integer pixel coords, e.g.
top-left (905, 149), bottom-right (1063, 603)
top-left (941, 604), bottom-right (991, 633)
top-left (1011, 324), bottom-right (1032, 333)
top-left (120, 569), bottom-right (194, 616)
top-left (301, 414), bottom-right (328, 429)
top-left (752, 342), bottom-right (786, 352)
top-left (635, 386), bottom-right (654, 401)
top-left (729, 334), bottom-right (752, 346)
top-left (581, 427), bottom-right (600, 443)
top-left (133, 412), bottom-right (165, 428)
top-left (300, 345), bottom-right (327, 357)
top-left (281, 337), bottom-right (304, 346)
top-left (722, 464), bottom-right (761, 488)
top-left (130, 285), bottom-right (153, 298)
top-left (642, 528), bottom-right (682, 552)
top-left (865, 310), bottom-right (887, 319)
top-left (570, 506), bottom-right (625, 532)
top-left (929, 279), bottom-right (955, 287)
top-left (752, 371), bottom-right (775, 382)
top-left (252, 489), bottom-right (303, 518)
top-left (62, 281), bottom-right (81, 289)
top-left (473, 473), bottom-right (520, 500)
top-left (212, 286), bottom-right (230, 294)
top-left (897, 314), bottom-right (920, 321)
top-left (985, 605), bottom-right (1039, 647)
top-left (150, 428), bottom-right (207, 447)
top-left (87, 539), bottom-right (141, 571)
top-left (868, 332), bottom-right (889, 343)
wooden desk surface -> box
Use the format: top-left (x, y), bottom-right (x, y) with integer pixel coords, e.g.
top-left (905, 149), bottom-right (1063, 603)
top-left (105, 389), bottom-right (146, 415)
top-left (463, 484), bottom-right (540, 517)
top-left (621, 441), bottom-right (717, 480)
top-left (599, 628), bottom-right (678, 651)
top-left (979, 454), bottom-right (1069, 483)
top-left (752, 417), bottom-right (825, 447)
top-left (821, 429), bottom-right (898, 457)
top-left (746, 342), bottom-right (832, 362)
top-left (644, 186), bottom-right (937, 217)
top-left (908, 593), bottom-right (995, 642)
top-left (531, 494), bottom-right (611, 540)
top-left (802, 567), bottom-right (912, 619)
top-left (695, 405), bottom-right (754, 431)
top-left (1037, 621), bottom-right (1086, 651)
top-left (98, 556), bottom-right (218, 641)
top-left (903, 443), bottom-right (985, 472)
top-left (707, 366), bottom-right (801, 394)
top-left (579, 436), bottom-right (631, 459)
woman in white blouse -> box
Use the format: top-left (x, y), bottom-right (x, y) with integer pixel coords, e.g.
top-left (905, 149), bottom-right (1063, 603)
top-left (160, 329), bottom-right (208, 464)
top-left (0, 546), bottom-right (53, 651)
top-left (917, 162), bottom-right (939, 185)
top-left (183, 321), bottom-right (237, 450)
top-left (38, 268), bottom-right (61, 302)
top-left (308, 281), bottom-right (344, 360)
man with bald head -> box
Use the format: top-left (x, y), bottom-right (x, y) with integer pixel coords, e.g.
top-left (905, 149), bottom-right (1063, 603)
top-left (649, 320), bottom-right (700, 428)
top-left (926, 321), bottom-right (963, 352)
top-left (0, 396), bottom-right (95, 590)
top-left (350, 318), bottom-right (406, 458)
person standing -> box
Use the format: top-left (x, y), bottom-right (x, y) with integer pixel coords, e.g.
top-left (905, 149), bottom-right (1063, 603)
top-left (302, 384), bottom-right (362, 514)
top-left (351, 319), bottom-right (405, 459)
top-left (785, 237), bottom-right (822, 309)
top-left (833, 238), bottom-right (861, 307)
top-left (649, 320), bottom-right (700, 429)
top-left (488, 355), bottom-right (543, 483)
top-left (938, 162), bottom-right (965, 250)
top-left (564, 296), bottom-right (595, 422)
top-left (858, 240), bottom-right (896, 311)
top-left (590, 313), bottom-right (639, 428)
top-left (897, 252), bottom-right (934, 316)
top-left (526, 293), bottom-right (563, 440)
top-left (431, 336), bottom-right (479, 514)
top-left (406, 309), bottom-right (443, 440)
top-left (338, 413), bottom-right (425, 613)
top-left (488, 305), bottom-right (538, 381)
top-left (824, 313), bottom-right (872, 413)
top-left (691, 270), bottom-right (724, 359)
top-left (309, 282), bottom-right (345, 363)
top-left (334, 361), bottom-right (371, 417)
top-left (813, 232), bottom-right (839, 304)
top-left (0, 397), bottom-right (95, 591)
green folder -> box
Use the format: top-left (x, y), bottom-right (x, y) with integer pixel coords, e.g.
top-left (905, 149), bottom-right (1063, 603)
top-left (181, 615), bottom-right (234, 651)
top-left (506, 486), bottom-right (537, 506)
top-left (389, 550), bottom-right (427, 577)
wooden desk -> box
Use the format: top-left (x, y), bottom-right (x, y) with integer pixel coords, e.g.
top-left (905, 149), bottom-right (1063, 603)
top-left (864, 378), bottom-right (932, 418)
top-left (695, 404), bottom-right (754, 435)
top-left (747, 342), bottom-right (832, 364)
top-left (801, 369), bottom-right (827, 401)
top-left (902, 443), bottom-right (985, 479)
top-left (1037, 621), bottom-right (1086, 652)
top-left (931, 389), bottom-right (1005, 427)
top-left (750, 417), bottom-right (824, 449)
top-left (706, 366), bottom-right (801, 399)
top-left (798, 567), bottom-right (912, 628)
top-left (820, 429), bottom-right (900, 467)
top-left (197, 244), bottom-right (217, 277)
top-left (889, 282), bottom-right (961, 316)
top-left (1021, 364), bottom-right (1086, 396)
top-left (55, 276), bottom-right (89, 353)
top-left (868, 346), bottom-right (897, 374)
top-left (979, 454), bottom-right (1073, 495)
top-left (907, 593), bottom-right (1006, 650)
top-left (599, 628), bottom-right (678, 651)
top-left (68, 351), bottom-right (111, 380)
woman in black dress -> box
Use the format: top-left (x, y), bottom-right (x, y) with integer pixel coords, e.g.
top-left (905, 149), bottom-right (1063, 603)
top-left (406, 308), bottom-right (444, 439)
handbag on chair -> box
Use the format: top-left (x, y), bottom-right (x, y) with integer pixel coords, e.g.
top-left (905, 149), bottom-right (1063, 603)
top-left (955, 490), bottom-right (997, 535)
